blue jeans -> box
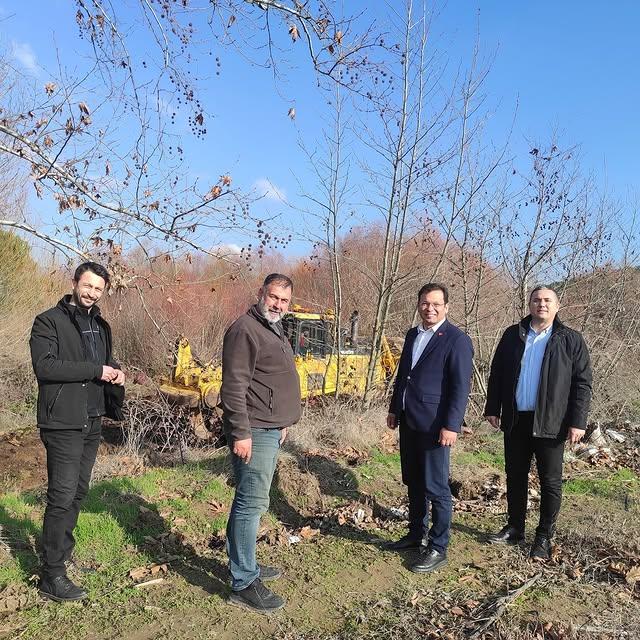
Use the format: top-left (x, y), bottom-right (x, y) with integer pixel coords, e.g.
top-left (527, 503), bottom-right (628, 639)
top-left (399, 419), bottom-right (452, 553)
top-left (226, 428), bottom-right (281, 590)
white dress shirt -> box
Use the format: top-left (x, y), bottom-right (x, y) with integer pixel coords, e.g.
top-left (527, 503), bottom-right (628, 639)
top-left (411, 318), bottom-right (446, 368)
top-left (403, 318), bottom-right (446, 409)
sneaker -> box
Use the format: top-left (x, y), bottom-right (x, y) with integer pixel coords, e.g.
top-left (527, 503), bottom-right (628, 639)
top-left (228, 578), bottom-right (285, 614)
top-left (39, 575), bottom-right (87, 602)
top-left (258, 564), bottom-right (282, 581)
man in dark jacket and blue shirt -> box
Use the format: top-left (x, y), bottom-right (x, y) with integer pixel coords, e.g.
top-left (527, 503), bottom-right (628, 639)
top-left (30, 262), bottom-right (125, 601)
top-left (485, 286), bottom-right (592, 559)
top-left (221, 273), bottom-right (301, 614)
top-left (386, 283), bottom-right (473, 574)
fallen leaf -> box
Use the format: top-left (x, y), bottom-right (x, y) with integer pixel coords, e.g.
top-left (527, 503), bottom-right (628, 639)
top-left (298, 526), bottom-right (320, 540)
top-left (129, 566), bottom-right (149, 581)
top-left (625, 564), bottom-right (640, 585)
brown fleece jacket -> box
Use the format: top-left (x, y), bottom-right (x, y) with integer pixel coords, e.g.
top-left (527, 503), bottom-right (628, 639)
top-left (221, 305), bottom-right (301, 442)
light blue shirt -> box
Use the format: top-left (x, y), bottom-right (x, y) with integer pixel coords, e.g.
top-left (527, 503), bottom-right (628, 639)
top-left (402, 318), bottom-right (446, 409)
top-left (515, 324), bottom-right (553, 411)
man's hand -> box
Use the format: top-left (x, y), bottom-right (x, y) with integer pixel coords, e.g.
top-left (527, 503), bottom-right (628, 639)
top-left (386, 413), bottom-right (397, 430)
top-left (111, 369), bottom-right (125, 386)
top-left (486, 415), bottom-right (500, 430)
top-left (233, 438), bottom-right (252, 464)
top-left (279, 427), bottom-right (287, 446)
top-left (439, 428), bottom-right (458, 447)
top-left (568, 427), bottom-right (585, 445)
top-left (100, 365), bottom-right (117, 382)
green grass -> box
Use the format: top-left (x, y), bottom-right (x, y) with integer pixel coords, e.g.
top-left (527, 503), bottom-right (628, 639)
top-left (564, 467), bottom-right (639, 500)
top-left (453, 449), bottom-right (505, 469)
top-left (356, 449), bottom-right (401, 479)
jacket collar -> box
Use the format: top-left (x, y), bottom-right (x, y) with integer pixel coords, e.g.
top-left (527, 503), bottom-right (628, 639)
top-left (519, 314), bottom-right (565, 340)
top-left (58, 294), bottom-right (102, 319)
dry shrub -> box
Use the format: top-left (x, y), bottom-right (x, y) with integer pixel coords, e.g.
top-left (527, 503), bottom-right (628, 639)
top-left (288, 398), bottom-right (388, 452)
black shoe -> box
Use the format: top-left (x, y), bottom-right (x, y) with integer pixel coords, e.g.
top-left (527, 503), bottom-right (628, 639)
top-left (530, 535), bottom-right (552, 560)
top-left (228, 578), bottom-right (285, 614)
top-left (39, 575), bottom-right (87, 602)
top-left (487, 525), bottom-right (524, 545)
top-left (385, 534), bottom-right (424, 551)
top-left (258, 564), bottom-right (282, 582)
top-left (410, 548), bottom-right (447, 574)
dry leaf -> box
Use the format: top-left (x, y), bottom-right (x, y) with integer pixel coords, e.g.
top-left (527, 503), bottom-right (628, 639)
top-left (208, 185), bottom-right (222, 199)
top-left (335, 30), bottom-right (343, 45)
top-left (44, 82), bottom-right (57, 96)
top-left (298, 526), bottom-right (320, 540)
top-left (78, 102), bottom-right (90, 115)
top-left (129, 566), bottom-right (149, 581)
top-left (287, 107), bottom-right (296, 120)
top-left (450, 606), bottom-right (464, 616)
top-left (220, 174), bottom-right (232, 186)
top-left (288, 24), bottom-right (299, 42)
top-left (625, 564), bottom-right (640, 585)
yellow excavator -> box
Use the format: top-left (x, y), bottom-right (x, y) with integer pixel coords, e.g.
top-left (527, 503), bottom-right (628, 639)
top-left (157, 306), bottom-right (400, 439)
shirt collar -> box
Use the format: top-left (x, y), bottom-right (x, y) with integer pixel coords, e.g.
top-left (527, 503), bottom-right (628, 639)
top-left (418, 318), bottom-right (446, 334)
top-left (529, 324), bottom-right (553, 337)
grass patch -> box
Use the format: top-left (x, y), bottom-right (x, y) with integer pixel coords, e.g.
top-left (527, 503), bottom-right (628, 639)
top-left (453, 449), bottom-right (505, 469)
top-left (564, 467), bottom-right (639, 500)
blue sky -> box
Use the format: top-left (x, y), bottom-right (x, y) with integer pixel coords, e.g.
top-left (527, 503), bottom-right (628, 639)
top-left (1, 1), bottom-right (639, 256)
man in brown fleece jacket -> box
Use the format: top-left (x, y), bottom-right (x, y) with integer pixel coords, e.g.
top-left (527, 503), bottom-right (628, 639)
top-left (222, 273), bottom-right (301, 614)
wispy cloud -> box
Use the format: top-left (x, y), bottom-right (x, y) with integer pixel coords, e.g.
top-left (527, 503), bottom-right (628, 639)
top-left (253, 178), bottom-right (287, 202)
top-left (12, 40), bottom-right (38, 74)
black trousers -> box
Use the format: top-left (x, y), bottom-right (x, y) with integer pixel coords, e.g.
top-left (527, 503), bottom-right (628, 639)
top-left (399, 417), bottom-right (452, 553)
top-left (39, 418), bottom-right (102, 578)
top-left (504, 412), bottom-right (565, 538)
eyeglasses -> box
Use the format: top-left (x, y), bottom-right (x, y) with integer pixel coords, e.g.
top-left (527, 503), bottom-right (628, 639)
top-left (419, 302), bottom-right (445, 310)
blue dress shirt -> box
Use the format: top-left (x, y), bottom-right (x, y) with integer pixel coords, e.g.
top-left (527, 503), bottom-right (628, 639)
top-left (515, 325), bottom-right (553, 411)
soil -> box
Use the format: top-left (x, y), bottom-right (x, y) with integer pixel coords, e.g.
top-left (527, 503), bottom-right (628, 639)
top-left (0, 425), bottom-right (126, 493)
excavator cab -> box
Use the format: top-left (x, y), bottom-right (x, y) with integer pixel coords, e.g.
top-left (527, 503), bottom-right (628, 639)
top-left (282, 314), bottom-right (332, 358)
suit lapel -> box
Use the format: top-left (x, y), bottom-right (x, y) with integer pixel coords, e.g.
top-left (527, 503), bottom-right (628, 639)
top-left (413, 319), bottom-right (449, 369)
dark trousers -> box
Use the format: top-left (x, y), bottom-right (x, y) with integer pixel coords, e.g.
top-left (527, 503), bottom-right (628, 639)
top-left (39, 418), bottom-right (102, 579)
top-left (399, 418), bottom-right (452, 553)
top-left (504, 412), bottom-right (565, 538)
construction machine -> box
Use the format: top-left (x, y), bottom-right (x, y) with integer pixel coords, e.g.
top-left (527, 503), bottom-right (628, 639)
top-left (157, 305), bottom-right (401, 439)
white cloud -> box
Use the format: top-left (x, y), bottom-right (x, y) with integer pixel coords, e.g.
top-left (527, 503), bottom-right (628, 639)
top-left (253, 178), bottom-right (287, 202)
top-left (211, 243), bottom-right (242, 256)
top-left (11, 41), bottom-right (38, 74)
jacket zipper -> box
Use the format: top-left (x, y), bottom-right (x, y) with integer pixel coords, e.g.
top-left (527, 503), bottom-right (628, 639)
top-left (47, 384), bottom-right (64, 419)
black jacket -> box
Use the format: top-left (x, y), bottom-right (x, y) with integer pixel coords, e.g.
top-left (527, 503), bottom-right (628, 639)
top-left (29, 296), bottom-right (124, 429)
top-left (484, 315), bottom-right (592, 439)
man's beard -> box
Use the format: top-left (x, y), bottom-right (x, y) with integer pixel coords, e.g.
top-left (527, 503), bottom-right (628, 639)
top-left (258, 299), bottom-right (282, 323)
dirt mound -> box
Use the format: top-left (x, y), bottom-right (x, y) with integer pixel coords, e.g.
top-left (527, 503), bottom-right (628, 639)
top-left (273, 453), bottom-right (325, 519)
top-left (0, 430), bottom-right (46, 491)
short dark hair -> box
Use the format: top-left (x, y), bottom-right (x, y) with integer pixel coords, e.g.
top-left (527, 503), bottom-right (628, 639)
top-left (262, 273), bottom-right (293, 291)
top-left (417, 282), bottom-right (449, 303)
top-left (73, 262), bottom-right (111, 287)
top-left (529, 285), bottom-right (559, 303)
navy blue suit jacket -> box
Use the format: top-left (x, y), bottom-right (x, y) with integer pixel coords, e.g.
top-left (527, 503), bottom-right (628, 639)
top-left (389, 319), bottom-right (474, 434)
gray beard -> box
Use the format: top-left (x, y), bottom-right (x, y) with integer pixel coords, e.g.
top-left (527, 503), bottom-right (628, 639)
top-left (258, 300), bottom-right (282, 324)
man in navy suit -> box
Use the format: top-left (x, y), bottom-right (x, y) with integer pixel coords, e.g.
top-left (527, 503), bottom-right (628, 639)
top-left (386, 283), bottom-right (473, 573)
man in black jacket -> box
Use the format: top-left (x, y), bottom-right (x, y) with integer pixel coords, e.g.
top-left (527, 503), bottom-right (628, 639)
top-left (484, 286), bottom-right (592, 559)
top-left (30, 262), bottom-right (125, 601)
